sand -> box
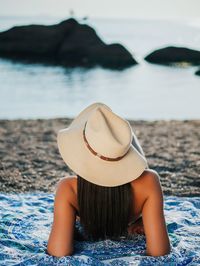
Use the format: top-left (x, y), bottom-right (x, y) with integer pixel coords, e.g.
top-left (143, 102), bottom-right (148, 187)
top-left (0, 118), bottom-right (199, 196)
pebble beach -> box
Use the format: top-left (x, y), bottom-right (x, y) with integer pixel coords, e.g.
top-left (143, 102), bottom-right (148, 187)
top-left (0, 118), bottom-right (199, 196)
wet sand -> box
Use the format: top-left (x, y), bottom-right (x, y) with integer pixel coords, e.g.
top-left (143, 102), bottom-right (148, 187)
top-left (0, 118), bottom-right (199, 196)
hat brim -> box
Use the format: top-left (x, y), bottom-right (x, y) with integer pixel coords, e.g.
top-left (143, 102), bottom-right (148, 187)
top-left (57, 103), bottom-right (148, 187)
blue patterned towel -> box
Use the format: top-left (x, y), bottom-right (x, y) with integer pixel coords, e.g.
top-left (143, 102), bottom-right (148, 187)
top-left (0, 193), bottom-right (199, 265)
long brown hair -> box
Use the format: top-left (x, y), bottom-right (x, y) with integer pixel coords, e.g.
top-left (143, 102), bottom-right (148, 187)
top-left (77, 175), bottom-right (132, 241)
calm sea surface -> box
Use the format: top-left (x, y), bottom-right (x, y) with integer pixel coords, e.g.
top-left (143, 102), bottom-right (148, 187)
top-left (0, 16), bottom-right (200, 120)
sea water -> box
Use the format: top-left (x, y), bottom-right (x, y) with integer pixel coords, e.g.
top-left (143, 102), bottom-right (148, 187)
top-left (0, 16), bottom-right (200, 120)
top-left (0, 193), bottom-right (199, 265)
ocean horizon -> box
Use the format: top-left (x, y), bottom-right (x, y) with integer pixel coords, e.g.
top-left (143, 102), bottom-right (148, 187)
top-left (0, 15), bottom-right (200, 120)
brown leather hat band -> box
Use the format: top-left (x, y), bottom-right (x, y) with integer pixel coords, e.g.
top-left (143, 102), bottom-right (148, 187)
top-left (83, 122), bottom-right (129, 161)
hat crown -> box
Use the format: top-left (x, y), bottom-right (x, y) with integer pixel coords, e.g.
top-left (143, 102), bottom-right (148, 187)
top-left (85, 106), bottom-right (133, 158)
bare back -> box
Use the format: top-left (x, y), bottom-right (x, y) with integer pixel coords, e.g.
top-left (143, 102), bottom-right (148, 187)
top-left (68, 169), bottom-right (153, 224)
top-left (47, 169), bottom-right (171, 257)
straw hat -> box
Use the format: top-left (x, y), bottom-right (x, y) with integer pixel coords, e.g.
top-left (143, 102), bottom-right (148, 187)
top-left (57, 102), bottom-right (148, 187)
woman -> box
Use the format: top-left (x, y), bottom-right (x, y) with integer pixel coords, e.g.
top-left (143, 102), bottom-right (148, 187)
top-left (47, 102), bottom-right (171, 257)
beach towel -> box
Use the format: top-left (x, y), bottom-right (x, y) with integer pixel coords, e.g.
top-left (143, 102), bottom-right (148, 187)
top-left (0, 194), bottom-right (199, 265)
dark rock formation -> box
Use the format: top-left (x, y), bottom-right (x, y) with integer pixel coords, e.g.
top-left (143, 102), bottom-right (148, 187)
top-left (195, 68), bottom-right (200, 76)
top-left (144, 46), bottom-right (200, 65)
top-left (0, 18), bottom-right (137, 69)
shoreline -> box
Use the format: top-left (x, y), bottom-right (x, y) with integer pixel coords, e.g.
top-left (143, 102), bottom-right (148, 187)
top-left (0, 118), bottom-right (199, 196)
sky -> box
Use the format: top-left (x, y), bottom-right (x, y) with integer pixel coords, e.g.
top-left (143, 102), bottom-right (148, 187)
top-left (0, 0), bottom-right (200, 20)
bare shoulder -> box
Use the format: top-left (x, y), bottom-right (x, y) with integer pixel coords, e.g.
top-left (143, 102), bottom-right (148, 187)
top-left (143, 169), bottom-right (163, 198)
top-left (56, 175), bottom-right (77, 187)
top-left (55, 175), bottom-right (77, 200)
top-left (132, 169), bottom-right (160, 185)
top-left (131, 169), bottom-right (162, 200)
